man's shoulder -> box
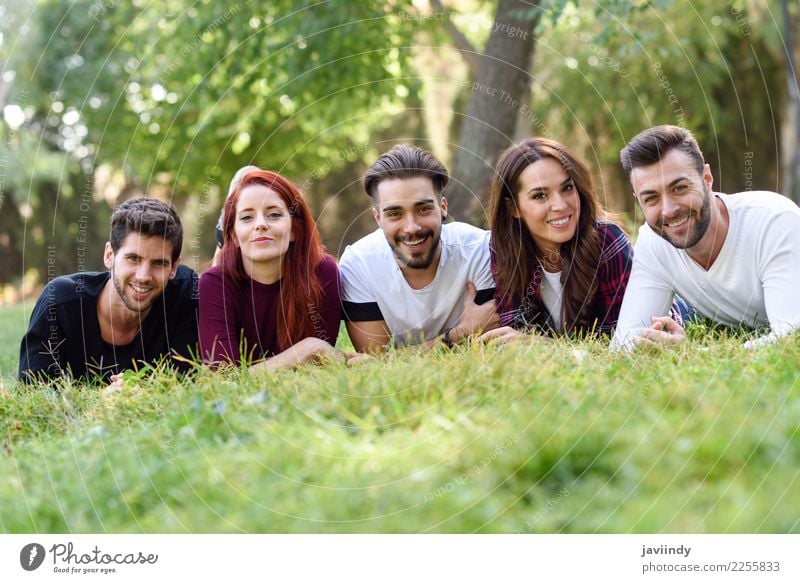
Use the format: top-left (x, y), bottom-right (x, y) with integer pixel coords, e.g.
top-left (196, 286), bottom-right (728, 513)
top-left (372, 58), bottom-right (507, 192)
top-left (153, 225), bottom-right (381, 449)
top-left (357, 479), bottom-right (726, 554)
top-left (340, 228), bottom-right (389, 264)
top-left (40, 271), bottom-right (107, 306)
top-left (725, 190), bottom-right (800, 216)
top-left (164, 264), bottom-right (198, 303)
top-left (442, 221), bottom-right (489, 242)
top-left (441, 222), bottom-right (489, 256)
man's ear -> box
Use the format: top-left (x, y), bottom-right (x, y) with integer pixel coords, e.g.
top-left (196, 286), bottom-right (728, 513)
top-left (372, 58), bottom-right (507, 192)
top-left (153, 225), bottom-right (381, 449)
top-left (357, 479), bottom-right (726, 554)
top-left (439, 195), bottom-right (448, 220)
top-left (103, 242), bottom-right (114, 269)
top-left (703, 163), bottom-right (714, 191)
top-left (372, 206), bottom-right (381, 226)
top-left (170, 257), bottom-right (181, 279)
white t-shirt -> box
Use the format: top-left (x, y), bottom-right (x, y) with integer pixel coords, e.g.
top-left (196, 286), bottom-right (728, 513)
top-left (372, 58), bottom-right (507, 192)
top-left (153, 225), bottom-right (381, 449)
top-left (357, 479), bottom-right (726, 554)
top-left (611, 191), bottom-right (800, 350)
top-left (339, 222), bottom-right (495, 345)
top-left (540, 269), bottom-right (563, 332)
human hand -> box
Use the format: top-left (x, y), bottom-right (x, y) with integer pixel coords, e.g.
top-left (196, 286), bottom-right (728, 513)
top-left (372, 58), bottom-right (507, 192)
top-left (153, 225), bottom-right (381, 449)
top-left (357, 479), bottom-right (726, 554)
top-left (450, 282), bottom-right (500, 343)
top-left (291, 337), bottom-right (344, 365)
top-left (477, 326), bottom-right (526, 345)
top-left (634, 316), bottom-right (687, 347)
top-left (102, 374), bottom-right (124, 395)
top-left (344, 352), bottom-right (375, 366)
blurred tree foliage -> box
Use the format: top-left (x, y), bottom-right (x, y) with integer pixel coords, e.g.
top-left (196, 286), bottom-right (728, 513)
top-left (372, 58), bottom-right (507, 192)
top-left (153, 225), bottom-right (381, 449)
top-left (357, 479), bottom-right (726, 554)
top-left (438, 0), bottom-right (791, 220)
top-left (527, 0), bottom-right (788, 215)
top-left (1, 0), bottom-right (418, 284)
top-left (1, 0), bottom-right (796, 287)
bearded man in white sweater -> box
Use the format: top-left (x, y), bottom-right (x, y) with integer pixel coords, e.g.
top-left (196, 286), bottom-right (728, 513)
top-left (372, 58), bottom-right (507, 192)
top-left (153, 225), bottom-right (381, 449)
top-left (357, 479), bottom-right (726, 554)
top-left (611, 124), bottom-right (800, 350)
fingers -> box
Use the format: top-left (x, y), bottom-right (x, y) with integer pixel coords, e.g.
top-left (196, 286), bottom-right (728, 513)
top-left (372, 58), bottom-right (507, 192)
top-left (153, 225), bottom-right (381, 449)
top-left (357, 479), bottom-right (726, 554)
top-left (102, 377), bottom-right (124, 396)
top-left (632, 336), bottom-right (656, 348)
top-left (478, 326), bottom-right (524, 344)
top-left (477, 327), bottom-right (507, 341)
top-left (312, 344), bottom-right (343, 363)
top-left (344, 352), bottom-right (374, 366)
top-left (639, 327), bottom-right (683, 344)
top-left (651, 315), bottom-right (683, 334)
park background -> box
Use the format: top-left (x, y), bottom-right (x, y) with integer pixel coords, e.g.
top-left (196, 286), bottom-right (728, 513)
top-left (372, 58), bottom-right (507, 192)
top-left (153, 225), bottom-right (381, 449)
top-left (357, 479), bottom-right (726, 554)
top-left (0, 0), bottom-right (799, 533)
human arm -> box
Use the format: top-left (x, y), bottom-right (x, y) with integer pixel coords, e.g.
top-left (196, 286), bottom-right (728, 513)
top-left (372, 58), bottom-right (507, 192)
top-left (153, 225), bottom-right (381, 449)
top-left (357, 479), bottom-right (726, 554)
top-left (609, 228), bottom-right (676, 351)
top-left (249, 336), bottom-right (344, 372)
top-left (438, 281), bottom-right (499, 345)
top-left (18, 285), bottom-right (68, 382)
top-left (745, 211), bottom-right (800, 347)
top-left (339, 244), bottom-right (393, 353)
top-left (345, 320), bottom-right (392, 354)
top-left (447, 228), bottom-right (500, 341)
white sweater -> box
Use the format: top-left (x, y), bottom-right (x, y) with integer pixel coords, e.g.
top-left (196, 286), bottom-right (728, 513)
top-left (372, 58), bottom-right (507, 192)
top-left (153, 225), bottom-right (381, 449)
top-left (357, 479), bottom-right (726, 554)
top-left (611, 191), bottom-right (800, 350)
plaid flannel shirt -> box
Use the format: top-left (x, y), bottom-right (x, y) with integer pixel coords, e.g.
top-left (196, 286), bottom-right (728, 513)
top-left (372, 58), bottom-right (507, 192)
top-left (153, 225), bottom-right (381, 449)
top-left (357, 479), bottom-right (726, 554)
top-left (492, 222), bottom-right (632, 336)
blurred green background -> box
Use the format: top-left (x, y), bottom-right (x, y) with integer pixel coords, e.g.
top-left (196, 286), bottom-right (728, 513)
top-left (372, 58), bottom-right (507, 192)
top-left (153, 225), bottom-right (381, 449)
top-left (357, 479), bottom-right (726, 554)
top-left (1, 0), bottom-right (798, 301)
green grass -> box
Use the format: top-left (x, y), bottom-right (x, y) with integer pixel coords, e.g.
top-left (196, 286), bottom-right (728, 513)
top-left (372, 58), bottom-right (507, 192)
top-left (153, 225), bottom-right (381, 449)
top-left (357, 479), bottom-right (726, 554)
top-left (1, 303), bottom-right (799, 533)
top-left (0, 303), bottom-right (30, 382)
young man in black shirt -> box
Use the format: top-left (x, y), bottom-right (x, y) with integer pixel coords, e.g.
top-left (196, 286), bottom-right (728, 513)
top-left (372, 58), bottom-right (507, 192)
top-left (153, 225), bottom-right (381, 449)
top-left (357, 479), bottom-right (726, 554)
top-left (19, 198), bottom-right (198, 384)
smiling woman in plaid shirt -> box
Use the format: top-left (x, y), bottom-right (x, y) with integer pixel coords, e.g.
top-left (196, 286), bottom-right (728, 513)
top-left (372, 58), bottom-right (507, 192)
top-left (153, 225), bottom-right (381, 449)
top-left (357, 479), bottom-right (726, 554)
top-left (482, 137), bottom-right (690, 342)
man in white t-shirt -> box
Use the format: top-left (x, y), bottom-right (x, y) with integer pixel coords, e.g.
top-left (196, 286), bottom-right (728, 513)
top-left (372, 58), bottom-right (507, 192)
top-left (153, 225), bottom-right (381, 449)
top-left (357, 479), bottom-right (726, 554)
top-left (611, 124), bottom-right (800, 350)
top-left (340, 144), bottom-right (498, 352)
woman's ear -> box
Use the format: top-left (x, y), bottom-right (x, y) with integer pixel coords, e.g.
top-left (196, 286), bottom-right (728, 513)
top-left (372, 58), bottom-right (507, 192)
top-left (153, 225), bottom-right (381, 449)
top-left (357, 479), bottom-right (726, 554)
top-left (505, 196), bottom-right (520, 219)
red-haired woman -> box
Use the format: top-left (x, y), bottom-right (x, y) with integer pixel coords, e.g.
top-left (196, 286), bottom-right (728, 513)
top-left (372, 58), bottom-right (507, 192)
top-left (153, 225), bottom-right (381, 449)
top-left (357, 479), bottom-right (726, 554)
top-left (199, 169), bottom-right (343, 370)
top-left (482, 137), bottom-right (692, 342)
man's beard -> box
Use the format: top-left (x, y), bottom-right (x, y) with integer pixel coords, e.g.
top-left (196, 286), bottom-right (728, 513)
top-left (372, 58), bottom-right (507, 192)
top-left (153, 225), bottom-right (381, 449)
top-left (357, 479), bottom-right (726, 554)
top-left (391, 227), bottom-right (442, 270)
top-left (656, 184), bottom-right (712, 249)
top-left (112, 270), bottom-right (157, 313)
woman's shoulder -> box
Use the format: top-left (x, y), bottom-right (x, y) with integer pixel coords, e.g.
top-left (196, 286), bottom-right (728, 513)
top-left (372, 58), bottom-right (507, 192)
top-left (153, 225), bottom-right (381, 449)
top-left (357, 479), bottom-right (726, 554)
top-left (199, 264), bottom-right (225, 285)
top-left (595, 220), bottom-right (628, 239)
top-left (595, 220), bottom-right (632, 263)
top-left (316, 254), bottom-right (340, 279)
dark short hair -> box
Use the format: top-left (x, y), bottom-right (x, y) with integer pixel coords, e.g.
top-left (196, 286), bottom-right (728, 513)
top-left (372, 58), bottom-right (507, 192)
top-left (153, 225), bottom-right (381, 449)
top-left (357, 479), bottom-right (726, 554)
top-left (620, 125), bottom-right (705, 179)
top-left (110, 197), bottom-right (183, 262)
top-left (363, 144), bottom-right (449, 202)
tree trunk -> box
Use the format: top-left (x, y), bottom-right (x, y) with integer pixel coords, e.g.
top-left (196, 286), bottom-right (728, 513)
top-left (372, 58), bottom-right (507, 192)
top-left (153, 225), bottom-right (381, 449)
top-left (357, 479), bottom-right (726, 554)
top-left (446, 0), bottom-right (539, 224)
top-left (781, 0), bottom-right (800, 203)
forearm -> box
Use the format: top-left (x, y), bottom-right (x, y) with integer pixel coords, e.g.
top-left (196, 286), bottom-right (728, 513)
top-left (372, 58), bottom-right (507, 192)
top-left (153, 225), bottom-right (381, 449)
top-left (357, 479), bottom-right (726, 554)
top-left (19, 333), bottom-right (67, 382)
top-left (611, 274), bottom-right (675, 350)
top-left (345, 321), bottom-right (390, 354)
top-left (249, 337), bottom-right (341, 372)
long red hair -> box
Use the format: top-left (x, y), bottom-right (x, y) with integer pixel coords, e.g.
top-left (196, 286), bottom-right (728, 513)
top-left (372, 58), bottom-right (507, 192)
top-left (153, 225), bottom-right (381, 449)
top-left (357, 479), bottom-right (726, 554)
top-left (219, 170), bottom-right (325, 351)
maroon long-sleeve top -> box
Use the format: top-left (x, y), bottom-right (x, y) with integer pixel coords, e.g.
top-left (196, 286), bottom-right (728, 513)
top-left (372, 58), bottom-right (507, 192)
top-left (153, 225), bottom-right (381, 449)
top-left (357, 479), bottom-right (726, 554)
top-left (198, 255), bottom-right (341, 365)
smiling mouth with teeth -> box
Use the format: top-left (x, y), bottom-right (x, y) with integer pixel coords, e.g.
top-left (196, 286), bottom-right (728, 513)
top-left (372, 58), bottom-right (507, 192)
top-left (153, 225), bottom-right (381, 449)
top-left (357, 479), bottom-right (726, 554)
top-left (130, 283), bottom-right (152, 294)
top-left (548, 216), bottom-right (570, 226)
top-left (664, 215), bottom-right (690, 228)
top-left (403, 237), bottom-right (427, 247)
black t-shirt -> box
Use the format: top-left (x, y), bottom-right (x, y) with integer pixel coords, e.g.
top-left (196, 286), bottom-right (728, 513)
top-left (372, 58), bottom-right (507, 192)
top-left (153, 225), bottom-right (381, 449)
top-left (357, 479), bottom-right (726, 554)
top-left (18, 265), bottom-right (199, 383)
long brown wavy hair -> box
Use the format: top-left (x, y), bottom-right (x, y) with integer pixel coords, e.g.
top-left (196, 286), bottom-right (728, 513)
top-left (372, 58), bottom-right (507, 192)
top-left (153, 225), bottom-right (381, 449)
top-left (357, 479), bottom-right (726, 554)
top-left (489, 138), bottom-right (608, 334)
top-left (219, 169), bottom-right (325, 351)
